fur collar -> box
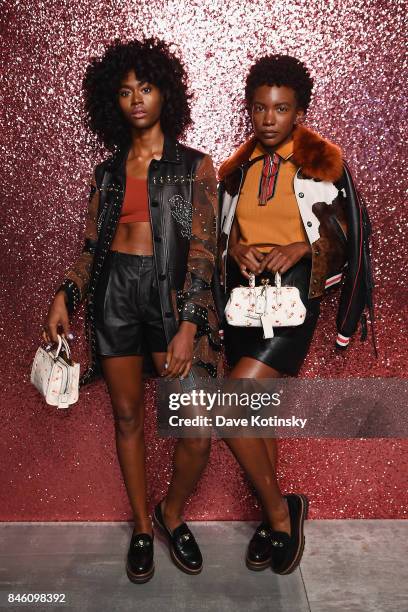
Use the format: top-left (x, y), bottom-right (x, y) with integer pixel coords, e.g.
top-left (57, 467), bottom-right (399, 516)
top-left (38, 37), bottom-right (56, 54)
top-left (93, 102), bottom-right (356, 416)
top-left (218, 124), bottom-right (343, 183)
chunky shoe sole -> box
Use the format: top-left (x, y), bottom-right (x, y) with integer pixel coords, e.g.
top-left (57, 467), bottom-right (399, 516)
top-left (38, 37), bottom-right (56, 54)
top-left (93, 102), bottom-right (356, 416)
top-left (126, 562), bottom-right (155, 584)
top-left (153, 510), bottom-right (203, 575)
top-left (275, 494), bottom-right (309, 576)
top-left (245, 555), bottom-right (272, 571)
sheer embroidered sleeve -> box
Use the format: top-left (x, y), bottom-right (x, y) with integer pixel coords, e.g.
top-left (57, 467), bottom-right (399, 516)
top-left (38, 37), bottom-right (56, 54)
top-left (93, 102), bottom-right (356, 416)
top-left (177, 154), bottom-right (218, 333)
top-left (55, 169), bottom-right (99, 315)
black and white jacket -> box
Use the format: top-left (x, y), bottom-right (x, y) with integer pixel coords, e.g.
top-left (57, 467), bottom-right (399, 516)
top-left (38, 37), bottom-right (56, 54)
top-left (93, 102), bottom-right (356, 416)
top-left (216, 124), bottom-right (376, 352)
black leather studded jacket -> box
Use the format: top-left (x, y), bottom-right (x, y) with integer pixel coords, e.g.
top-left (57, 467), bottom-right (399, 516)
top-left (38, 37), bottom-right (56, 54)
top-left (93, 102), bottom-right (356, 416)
top-left (57, 137), bottom-right (223, 386)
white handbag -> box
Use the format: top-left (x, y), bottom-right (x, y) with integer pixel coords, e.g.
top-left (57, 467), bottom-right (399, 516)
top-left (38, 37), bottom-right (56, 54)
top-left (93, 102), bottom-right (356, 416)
top-left (224, 272), bottom-right (307, 338)
top-left (30, 334), bottom-right (80, 409)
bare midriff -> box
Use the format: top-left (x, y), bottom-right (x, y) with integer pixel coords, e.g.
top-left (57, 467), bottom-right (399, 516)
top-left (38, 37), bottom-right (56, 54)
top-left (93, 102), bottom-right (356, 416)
top-left (110, 222), bottom-right (153, 255)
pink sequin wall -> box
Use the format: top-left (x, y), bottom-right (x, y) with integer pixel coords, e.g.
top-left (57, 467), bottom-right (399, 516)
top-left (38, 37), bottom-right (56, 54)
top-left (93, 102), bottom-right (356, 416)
top-left (1, 1), bottom-right (407, 521)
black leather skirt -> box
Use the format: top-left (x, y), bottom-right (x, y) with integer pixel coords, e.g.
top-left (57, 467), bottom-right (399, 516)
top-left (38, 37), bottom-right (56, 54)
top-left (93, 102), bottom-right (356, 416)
top-left (94, 250), bottom-right (168, 356)
top-left (223, 257), bottom-right (321, 375)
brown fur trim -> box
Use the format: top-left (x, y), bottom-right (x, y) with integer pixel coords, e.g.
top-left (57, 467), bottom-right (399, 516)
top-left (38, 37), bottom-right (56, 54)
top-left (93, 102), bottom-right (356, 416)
top-left (218, 136), bottom-right (257, 181)
top-left (218, 125), bottom-right (343, 183)
top-left (292, 125), bottom-right (343, 182)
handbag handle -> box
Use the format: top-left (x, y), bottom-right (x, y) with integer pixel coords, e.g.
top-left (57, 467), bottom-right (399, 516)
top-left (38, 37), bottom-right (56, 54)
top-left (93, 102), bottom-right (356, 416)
top-left (53, 334), bottom-right (71, 360)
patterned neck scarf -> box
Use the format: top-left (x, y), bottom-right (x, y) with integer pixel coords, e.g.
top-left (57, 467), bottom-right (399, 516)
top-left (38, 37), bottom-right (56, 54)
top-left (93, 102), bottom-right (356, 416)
top-left (258, 152), bottom-right (281, 206)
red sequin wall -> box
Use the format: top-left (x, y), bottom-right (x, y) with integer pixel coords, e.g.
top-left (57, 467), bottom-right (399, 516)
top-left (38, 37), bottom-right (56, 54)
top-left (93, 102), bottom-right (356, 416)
top-left (1, 1), bottom-right (407, 520)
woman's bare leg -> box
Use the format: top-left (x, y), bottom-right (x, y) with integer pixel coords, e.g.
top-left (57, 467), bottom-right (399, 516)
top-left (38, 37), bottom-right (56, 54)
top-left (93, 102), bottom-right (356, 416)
top-left (235, 358), bottom-right (281, 471)
top-left (224, 357), bottom-right (290, 534)
top-left (100, 355), bottom-right (152, 534)
top-left (152, 353), bottom-right (211, 531)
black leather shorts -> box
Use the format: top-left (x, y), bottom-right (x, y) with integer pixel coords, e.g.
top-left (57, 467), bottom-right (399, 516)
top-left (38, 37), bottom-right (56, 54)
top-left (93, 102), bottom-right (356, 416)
top-left (223, 257), bottom-right (321, 375)
top-left (94, 251), bottom-right (168, 356)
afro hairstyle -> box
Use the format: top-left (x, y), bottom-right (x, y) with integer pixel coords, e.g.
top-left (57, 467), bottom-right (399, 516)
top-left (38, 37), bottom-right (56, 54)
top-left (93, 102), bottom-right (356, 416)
top-left (245, 54), bottom-right (314, 114)
top-left (82, 37), bottom-right (193, 151)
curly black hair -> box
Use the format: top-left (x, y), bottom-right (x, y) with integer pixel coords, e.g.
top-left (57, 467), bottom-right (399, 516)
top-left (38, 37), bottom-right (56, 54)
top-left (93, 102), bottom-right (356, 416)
top-left (82, 37), bottom-right (193, 152)
top-left (245, 55), bottom-right (314, 114)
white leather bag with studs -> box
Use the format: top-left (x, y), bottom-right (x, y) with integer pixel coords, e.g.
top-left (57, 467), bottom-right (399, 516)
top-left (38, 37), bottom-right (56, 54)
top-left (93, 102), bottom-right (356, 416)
top-left (30, 334), bottom-right (80, 409)
top-left (224, 272), bottom-right (306, 338)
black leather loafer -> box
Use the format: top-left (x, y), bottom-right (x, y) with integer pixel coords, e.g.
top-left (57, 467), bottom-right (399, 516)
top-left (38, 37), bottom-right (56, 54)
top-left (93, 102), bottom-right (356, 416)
top-left (126, 532), bottom-right (154, 584)
top-left (246, 521), bottom-right (274, 571)
top-left (270, 493), bottom-right (309, 575)
top-left (153, 501), bottom-right (203, 574)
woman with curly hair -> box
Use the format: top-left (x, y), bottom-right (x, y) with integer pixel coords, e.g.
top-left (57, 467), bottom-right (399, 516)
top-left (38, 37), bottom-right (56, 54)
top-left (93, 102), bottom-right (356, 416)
top-left (42, 37), bottom-right (222, 583)
top-left (217, 55), bottom-right (372, 574)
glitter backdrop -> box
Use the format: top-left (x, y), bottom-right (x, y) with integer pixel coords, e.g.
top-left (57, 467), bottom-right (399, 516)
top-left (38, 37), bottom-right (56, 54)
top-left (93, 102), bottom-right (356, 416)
top-left (1, 1), bottom-right (407, 521)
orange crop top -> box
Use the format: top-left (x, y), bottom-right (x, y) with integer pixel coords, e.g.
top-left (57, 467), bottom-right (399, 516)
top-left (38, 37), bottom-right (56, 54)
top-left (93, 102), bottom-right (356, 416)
top-left (118, 175), bottom-right (149, 223)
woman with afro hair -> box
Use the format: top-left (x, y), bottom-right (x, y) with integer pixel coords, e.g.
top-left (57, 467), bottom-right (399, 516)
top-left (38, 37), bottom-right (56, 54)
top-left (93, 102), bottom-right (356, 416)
top-left (42, 37), bottom-right (222, 583)
top-left (216, 55), bottom-right (373, 575)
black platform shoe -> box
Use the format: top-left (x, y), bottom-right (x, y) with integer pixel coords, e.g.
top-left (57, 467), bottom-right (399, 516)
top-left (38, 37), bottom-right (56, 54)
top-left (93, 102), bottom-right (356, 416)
top-left (153, 501), bottom-right (203, 574)
top-left (126, 532), bottom-right (155, 584)
top-left (270, 493), bottom-right (309, 575)
top-left (246, 521), bottom-right (274, 571)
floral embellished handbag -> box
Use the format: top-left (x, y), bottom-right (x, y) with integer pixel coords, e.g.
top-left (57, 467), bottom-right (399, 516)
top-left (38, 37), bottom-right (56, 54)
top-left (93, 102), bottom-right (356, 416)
top-left (224, 272), bottom-right (306, 338)
top-left (30, 334), bottom-right (80, 409)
